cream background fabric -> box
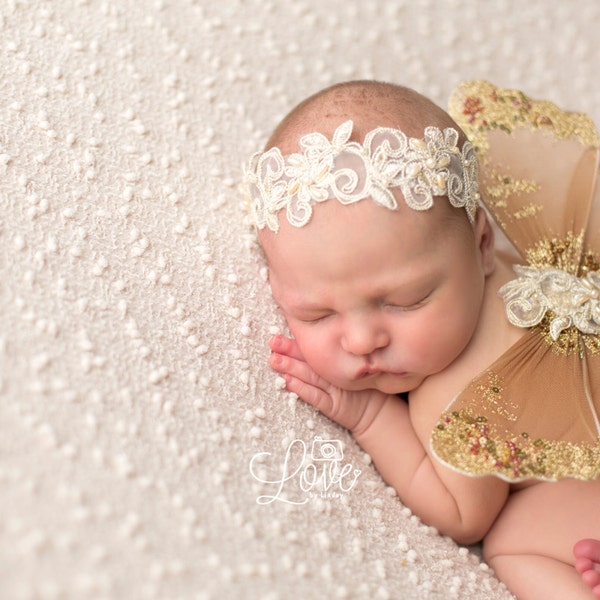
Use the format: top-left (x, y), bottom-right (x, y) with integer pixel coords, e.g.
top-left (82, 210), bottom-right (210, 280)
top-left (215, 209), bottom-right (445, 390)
top-left (2, 1), bottom-right (599, 598)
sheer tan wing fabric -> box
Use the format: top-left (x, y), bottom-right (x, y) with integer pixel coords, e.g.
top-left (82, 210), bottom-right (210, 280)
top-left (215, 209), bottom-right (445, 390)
top-left (584, 164), bottom-right (600, 257)
top-left (431, 81), bottom-right (600, 481)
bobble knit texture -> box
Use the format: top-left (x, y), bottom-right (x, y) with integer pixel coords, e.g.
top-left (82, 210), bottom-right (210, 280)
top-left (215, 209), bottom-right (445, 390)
top-left (2, 1), bottom-right (600, 598)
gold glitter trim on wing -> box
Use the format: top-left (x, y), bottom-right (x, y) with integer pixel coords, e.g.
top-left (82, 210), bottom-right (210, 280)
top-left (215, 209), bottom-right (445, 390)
top-left (448, 80), bottom-right (599, 157)
top-left (432, 409), bottom-right (600, 481)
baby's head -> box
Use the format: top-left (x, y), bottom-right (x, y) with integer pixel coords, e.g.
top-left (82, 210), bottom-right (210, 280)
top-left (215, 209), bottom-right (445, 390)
top-left (245, 81), bottom-right (495, 394)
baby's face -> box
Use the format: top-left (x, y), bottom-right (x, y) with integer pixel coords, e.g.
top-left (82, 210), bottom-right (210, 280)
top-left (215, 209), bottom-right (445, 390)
top-left (263, 198), bottom-right (491, 395)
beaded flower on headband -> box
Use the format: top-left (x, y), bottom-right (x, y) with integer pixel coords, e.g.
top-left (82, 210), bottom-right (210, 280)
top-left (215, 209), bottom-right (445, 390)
top-left (242, 120), bottom-right (480, 232)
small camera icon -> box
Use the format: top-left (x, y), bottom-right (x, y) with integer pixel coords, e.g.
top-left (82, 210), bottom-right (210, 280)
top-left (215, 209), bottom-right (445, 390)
top-left (311, 437), bottom-right (343, 461)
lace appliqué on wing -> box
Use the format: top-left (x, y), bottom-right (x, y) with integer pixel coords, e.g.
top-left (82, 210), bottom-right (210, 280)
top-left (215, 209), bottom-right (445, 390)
top-left (500, 265), bottom-right (600, 340)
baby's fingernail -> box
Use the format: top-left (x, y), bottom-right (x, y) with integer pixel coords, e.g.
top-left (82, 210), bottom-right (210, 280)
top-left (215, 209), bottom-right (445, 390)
top-left (270, 352), bottom-right (282, 366)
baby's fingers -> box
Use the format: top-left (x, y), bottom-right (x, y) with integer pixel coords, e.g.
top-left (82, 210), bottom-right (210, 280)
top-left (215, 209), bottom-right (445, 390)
top-left (269, 334), bottom-right (304, 361)
top-left (283, 374), bottom-right (335, 417)
top-left (269, 351), bottom-right (322, 389)
top-left (270, 352), bottom-right (337, 419)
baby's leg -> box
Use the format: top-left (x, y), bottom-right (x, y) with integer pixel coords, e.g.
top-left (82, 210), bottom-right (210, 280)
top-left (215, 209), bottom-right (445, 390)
top-left (486, 552), bottom-right (592, 599)
top-left (483, 479), bottom-right (600, 600)
top-left (574, 539), bottom-right (600, 598)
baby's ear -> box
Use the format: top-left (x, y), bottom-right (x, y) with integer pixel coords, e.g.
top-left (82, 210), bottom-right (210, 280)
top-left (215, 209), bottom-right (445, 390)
top-left (474, 208), bottom-right (495, 276)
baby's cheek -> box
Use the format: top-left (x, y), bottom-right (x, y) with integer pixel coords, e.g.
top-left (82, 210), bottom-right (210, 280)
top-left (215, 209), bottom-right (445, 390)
top-left (294, 330), bottom-right (345, 379)
top-left (303, 346), bottom-right (335, 376)
top-left (303, 346), bottom-right (327, 371)
top-left (293, 331), bottom-right (319, 358)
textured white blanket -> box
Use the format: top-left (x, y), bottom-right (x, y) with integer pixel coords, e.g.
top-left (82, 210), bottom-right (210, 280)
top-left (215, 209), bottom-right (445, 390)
top-left (2, 1), bottom-right (599, 598)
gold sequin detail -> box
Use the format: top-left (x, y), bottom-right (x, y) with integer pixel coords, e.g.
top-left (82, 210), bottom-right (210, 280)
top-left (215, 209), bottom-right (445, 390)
top-left (535, 315), bottom-right (583, 356)
top-left (524, 231), bottom-right (586, 274)
top-left (535, 315), bottom-right (600, 356)
top-left (580, 248), bottom-right (600, 276)
top-left (485, 174), bottom-right (540, 201)
top-left (449, 80), bottom-right (599, 157)
top-left (432, 409), bottom-right (600, 481)
top-left (476, 372), bottom-right (517, 421)
top-left (479, 173), bottom-right (541, 228)
top-left (512, 203), bottom-right (544, 220)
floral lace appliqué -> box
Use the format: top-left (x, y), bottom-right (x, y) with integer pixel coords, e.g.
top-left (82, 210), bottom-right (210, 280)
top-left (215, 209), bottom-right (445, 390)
top-left (500, 265), bottom-right (600, 340)
top-left (243, 120), bottom-right (480, 232)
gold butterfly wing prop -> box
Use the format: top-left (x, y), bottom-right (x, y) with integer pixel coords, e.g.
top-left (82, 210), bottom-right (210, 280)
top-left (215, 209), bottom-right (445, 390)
top-left (430, 81), bottom-right (600, 481)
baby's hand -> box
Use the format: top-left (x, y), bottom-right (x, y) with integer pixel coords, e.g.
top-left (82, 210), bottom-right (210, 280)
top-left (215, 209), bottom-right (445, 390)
top-left (269, 334), bottom-right (389, 434)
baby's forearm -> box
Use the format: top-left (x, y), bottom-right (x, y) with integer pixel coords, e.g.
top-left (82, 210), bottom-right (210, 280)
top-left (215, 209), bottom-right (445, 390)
top-left (352, 395), bottom-right (426, 487)
top-left (352, 395), bottom-right (507, 544)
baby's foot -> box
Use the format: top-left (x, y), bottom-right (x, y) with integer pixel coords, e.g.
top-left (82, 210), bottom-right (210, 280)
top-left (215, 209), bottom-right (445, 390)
top-left (574, 539), bottom-right (600, 598)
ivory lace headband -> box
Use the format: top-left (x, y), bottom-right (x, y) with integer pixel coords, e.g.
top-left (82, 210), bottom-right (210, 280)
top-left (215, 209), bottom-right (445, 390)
top-left (242, 120), bottom-right (480, 232)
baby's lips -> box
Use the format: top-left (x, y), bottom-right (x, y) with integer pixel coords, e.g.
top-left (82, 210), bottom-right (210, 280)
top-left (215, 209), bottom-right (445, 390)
top-left (353, 365), bottom-right (408, 380)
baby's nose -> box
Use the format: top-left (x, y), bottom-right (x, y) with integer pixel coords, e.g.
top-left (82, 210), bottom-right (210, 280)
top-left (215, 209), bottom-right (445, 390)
top-left (341, 318), bottom-right (390, 356)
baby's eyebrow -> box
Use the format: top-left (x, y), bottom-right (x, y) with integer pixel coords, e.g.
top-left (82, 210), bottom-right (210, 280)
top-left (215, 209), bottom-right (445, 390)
top-left (269, 288), bottom-right (316, 311)
top-left (366, 274), bottom-right (438, 299)
top-left (281, 296), bottom-right (329, 312)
